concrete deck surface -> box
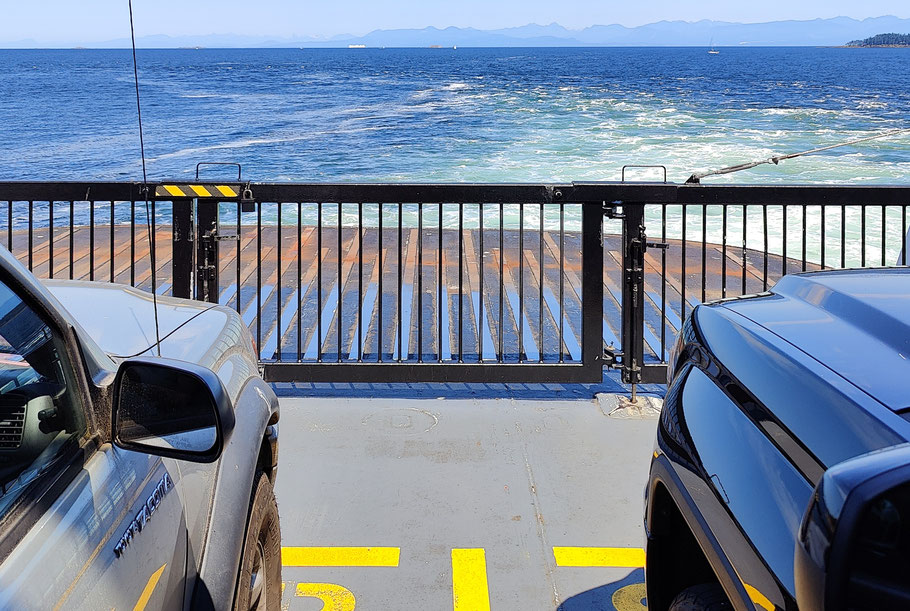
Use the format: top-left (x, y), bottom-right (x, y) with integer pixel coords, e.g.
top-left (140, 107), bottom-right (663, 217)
top-left (274, 395), bottom-right (657, 610)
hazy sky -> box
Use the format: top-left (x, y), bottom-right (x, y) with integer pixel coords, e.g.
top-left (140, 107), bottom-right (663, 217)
top-left (5, 0), bottom-right (910, 43)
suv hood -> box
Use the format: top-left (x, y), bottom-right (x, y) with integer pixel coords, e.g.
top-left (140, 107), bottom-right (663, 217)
top-left (721, 268), bottom-right (910, 412)
top-left (43, 280), bottom-right (215, 359)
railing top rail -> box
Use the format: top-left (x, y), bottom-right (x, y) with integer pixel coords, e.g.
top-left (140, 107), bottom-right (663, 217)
top-left (0, 181), bottom-right (909, 205)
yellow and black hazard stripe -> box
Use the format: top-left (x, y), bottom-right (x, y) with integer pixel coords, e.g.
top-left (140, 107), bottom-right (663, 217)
top-left (154, 184), bottom-right (240, 198)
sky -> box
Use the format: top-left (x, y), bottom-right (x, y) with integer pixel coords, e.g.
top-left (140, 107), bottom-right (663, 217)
top-left (4, 0), bottom-right (910, 44)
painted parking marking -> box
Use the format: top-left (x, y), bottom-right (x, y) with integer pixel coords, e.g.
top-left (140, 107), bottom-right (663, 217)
top-left (451, 548), bottom-right (491, 611)
top-left (133, 563), bottom-right (166, 611)
top-left (281, 546), bottom-right (400, 567)
top-left (553, 546), bottom-right (646, 568)
top-left (295, 583), bottom-right (356, 611)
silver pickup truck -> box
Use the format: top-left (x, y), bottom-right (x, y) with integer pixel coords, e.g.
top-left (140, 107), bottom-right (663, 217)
top-left (0, 246), bottom-right (281, 610)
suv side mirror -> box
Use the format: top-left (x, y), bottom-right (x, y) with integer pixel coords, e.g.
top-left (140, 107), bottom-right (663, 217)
top-left (795, 444), bottom-right (910, 611)
top-left (113, 357), bottom-right (235, 463)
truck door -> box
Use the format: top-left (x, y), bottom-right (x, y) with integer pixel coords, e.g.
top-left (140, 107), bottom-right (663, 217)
top-left (0, 278), bottom-right (188, 610)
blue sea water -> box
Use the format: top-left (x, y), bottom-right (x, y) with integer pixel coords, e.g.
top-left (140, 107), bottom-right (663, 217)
top-left (1, 47), bottom-right (908, 184)
top-left (1, 47), bottom-right (908, 264)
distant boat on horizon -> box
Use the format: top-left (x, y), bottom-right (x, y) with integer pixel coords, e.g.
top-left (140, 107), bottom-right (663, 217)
top-left (708, 39), bottom-right (719, 54)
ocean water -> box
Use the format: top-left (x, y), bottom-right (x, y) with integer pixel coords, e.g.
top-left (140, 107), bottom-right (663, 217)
top-left (1, 47), bottom-right (908, 263)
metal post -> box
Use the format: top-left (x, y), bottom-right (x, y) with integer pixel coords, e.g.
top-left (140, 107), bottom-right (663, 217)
top-left (171, 198), bottom-right (194, 299)
top-left (195, 200), bottom-right (219, 303)
top-left (581, 199), bottom-right (604, 382)
top-left (621, 203), bottom-right (646, 393)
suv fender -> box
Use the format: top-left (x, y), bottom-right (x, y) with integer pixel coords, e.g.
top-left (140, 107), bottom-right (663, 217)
top-left (647, 455), bottom-right (751, 610)
top-left (191, 375), bottom-right (279, 609)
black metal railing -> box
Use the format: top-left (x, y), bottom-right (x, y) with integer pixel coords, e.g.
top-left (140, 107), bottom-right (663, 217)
top-left (1, 181), bottom-right (908, 386)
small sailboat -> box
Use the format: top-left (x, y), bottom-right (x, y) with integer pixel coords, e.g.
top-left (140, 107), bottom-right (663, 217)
top-left (708, 39), bottom-right (719, 54)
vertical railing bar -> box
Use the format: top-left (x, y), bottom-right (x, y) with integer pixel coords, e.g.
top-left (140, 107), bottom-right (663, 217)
top-left (701, 205), bottom-right (707, 302)
top-left (88, 201), bottom-right (94, 280)
top-left (721, 204), bottom-right (727, 298)
top-left (499, 203), bottom-right (504, 363)
top-left (297, 202), bottom-right (302, 362)
top-left (841, 206), bottom-right (846, 269)
top-left (438, 202), bottom-right (443, 363)
top-left (6, 200), bottom-right (11, 253)
top-left (71, 201), bottom-right (76, 280)
top-left (660, 204), bottom-right (667, 360)
top-left (538, 202), bottom-right (544, 363)
top-left (861, 205), bottom-right (866, 268)
top-left (903, 205), bottom-right (908, 266)
top-left (28, 200), bottom-right (36, 272)
top-left (235, 201), bottom-right (241, 313)
top-left (358, 202), bottom-right (363, 362)
top-left (881, 205), bottom-right (886, 267)
top-left (378, 202), bottom-right (383, 362)
top-left (110, 200), bottom-right (115, 282)
top-left (277, 203), bottom-right (283, 362)
top-left (801, 206), bottom-right (807, 272)
top-left (130, 200), bottom-right (136, 286)
top-left (741, 205), bottom-right (747, 296)
top-left (519, 203), bottom-right (524, 362)
top-left (782, 205), bottom-right (788, 277)
top-left (397, 202), bottom-right (403, 363)
top-left (151, 201), bottom-right (157, 292)
top-left (821, 205), bottom-right (827, 270)
top-left (558, 203), bottom-right (565, 363)
top-left (257, 200), bottom-right (262, 358)
top-left (681, 204), bottom-right (687, 322)
top-left (417, 202), bottom-right (423, 362)
top-left (762, 205), bottom-right (768, 290)
top-left (49, 200), bottom-right (54, 279)
top-left (479, 203), bottom-right (484, 362)
top-left (317, 202), bottom-right (323, 362)
top-left (338, 202), bottom-right (343, 363)
top-left (458, 203), bottom-right (464, 363)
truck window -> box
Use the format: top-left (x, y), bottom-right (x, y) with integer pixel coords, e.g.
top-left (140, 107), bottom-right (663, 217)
top-left (0, 280), bottom-right (85, 516)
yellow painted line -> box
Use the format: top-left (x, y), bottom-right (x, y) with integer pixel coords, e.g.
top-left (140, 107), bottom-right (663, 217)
top-left (296, 583), bottom-right (356, 611)
top-left (190, 184), bottom-right (212, 197)
top-left (133, 563), bottom-right (166, 611)
top-left (451, 548), bottom-right (491, 611)
top-left (216, 184), bottom-right (238, 197)
top-left (281, 547), bottom-right (400, 567)
top-left (163, 185), bottom-right (186, 197)
top-left (553, 547), bottom-right (646, 568)
top-left (744, 583), bottom-right (775, 611)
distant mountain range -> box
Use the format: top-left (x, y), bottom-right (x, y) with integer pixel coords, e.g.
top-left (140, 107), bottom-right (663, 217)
top-left (6, 15), bottom-right (910, 49)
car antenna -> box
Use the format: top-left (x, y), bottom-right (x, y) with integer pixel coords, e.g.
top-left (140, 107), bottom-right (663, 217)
top-left (128, 0), bottom-right (162, 357)
top-left (685, 127), bottom-right (910, 184)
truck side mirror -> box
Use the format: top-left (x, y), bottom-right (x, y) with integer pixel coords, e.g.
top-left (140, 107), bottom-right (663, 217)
top-left (795, 444), bottom-right (910, 611)
top-left (113, 357), bottom-right (235, 463)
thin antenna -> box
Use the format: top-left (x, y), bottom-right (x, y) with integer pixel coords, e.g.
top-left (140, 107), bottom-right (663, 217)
top-left (686, 127), bottom-right (910, 184)
top-left (129, 0), bottom-right (162, 356)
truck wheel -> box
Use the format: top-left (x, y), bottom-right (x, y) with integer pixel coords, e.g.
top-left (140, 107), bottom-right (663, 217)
top-left (668, 584), bottom-right (732, 611)
top-left (235, 472), bottom-right (282, 611)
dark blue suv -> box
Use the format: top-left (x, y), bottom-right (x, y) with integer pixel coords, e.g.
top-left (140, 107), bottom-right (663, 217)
top-left (645, 268), bottom-right (910, 611)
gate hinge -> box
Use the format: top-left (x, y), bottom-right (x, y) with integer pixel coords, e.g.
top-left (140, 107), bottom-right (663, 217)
top-left (603, 344), bottom-right (623, 369)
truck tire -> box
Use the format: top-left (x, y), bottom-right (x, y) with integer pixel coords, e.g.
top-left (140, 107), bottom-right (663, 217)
top-left (668, 584), bottom-right (732, 611)
top-left (234, 472), bottom-right (282, 611)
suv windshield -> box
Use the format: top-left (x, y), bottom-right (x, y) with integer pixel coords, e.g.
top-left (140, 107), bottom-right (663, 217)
top-left (0, 280), bottom-right (84, 515)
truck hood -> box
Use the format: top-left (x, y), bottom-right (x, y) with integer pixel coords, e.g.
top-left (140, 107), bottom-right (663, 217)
top-left (43, 280), bottom-right (216, 359)
top-left (721, 268), bottom-right (910, 412)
